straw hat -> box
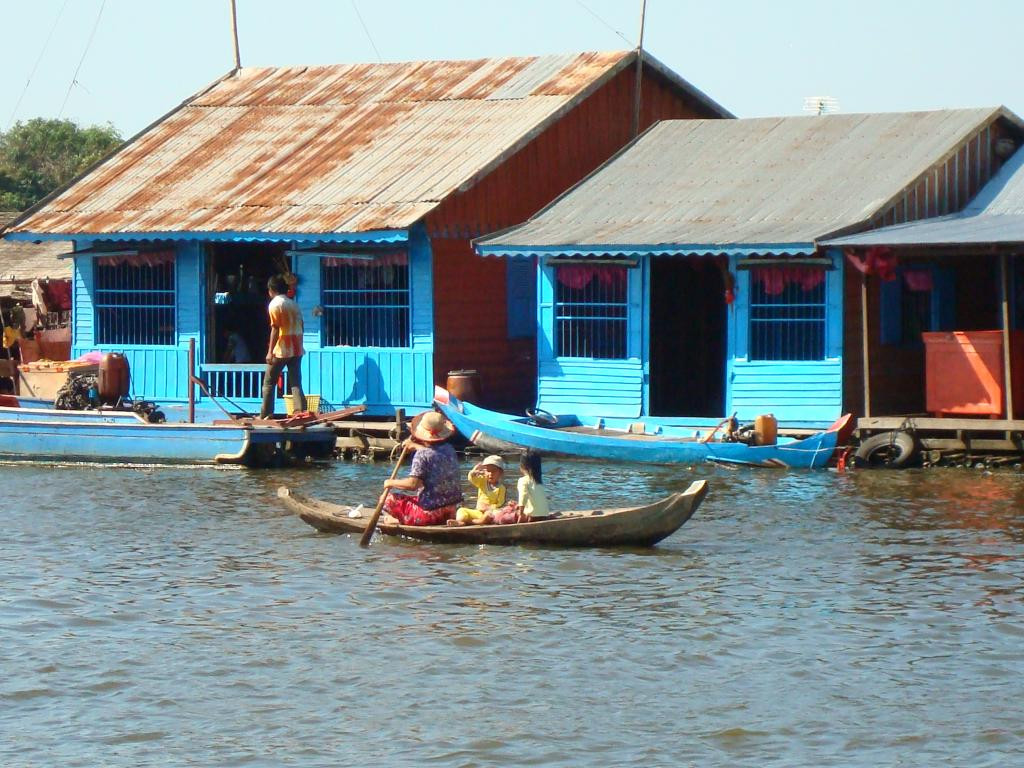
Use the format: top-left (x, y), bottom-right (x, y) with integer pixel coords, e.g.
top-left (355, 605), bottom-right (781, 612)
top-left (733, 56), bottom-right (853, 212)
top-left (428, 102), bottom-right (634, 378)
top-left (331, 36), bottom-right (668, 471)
top-left (480, 455), bottom-right (505, 470)
top-left (410, 410), bottom-right (455, 444)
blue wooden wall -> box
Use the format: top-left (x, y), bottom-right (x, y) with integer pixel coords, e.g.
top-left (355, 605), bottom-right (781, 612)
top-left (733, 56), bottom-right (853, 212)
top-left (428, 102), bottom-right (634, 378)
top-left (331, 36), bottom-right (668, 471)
top-left (534, 250), bottom-right (846, 427)
top-left (296, 223), bottom-right (434, 414)
top-left (72, 241), bottom-right (200, 401)
top-left (536, 258), bottom-right (644, 418)
top-left (727, 249), bottom-right (845, 425)
top-left (71, 228), bottom-right (436, 416)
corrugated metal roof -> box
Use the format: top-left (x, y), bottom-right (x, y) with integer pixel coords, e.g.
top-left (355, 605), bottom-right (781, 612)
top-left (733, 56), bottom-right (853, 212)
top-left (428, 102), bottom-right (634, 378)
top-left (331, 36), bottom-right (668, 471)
top-left (825, 143), bottom-right (1024, 247)
top-left (4, 51), bottom-right (726, 238)
top-left (476, 109), bottom-right (1013, 253)
top-left (0, 212), bottom-right (70, 282)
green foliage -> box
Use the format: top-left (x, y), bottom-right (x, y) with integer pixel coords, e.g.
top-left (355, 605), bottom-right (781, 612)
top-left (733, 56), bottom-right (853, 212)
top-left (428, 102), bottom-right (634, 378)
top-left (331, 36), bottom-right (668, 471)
top-left (0, 118), bottom-right (123, 211)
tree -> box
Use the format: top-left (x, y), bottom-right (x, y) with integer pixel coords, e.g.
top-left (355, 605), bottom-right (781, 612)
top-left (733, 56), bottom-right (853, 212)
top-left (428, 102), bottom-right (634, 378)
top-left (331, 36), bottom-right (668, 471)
top-left (0, 118), bottom-right (123, 211)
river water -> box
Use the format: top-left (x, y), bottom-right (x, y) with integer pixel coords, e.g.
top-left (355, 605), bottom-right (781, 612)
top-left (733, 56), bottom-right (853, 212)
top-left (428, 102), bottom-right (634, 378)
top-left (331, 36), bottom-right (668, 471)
top-left (2, 458), bottom-right (1022, 767)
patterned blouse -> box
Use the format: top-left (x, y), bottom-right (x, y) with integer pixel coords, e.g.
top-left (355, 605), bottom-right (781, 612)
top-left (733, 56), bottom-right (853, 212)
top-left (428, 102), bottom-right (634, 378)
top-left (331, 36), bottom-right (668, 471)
top-left (408, 442), bottom-right (463, 510)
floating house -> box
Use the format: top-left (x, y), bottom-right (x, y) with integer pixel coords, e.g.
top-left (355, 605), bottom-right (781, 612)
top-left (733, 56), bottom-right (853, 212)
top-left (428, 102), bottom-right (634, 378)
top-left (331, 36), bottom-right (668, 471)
top-left (823, 143), bottom-right (1024, 456)
top-left (475, 109), bottom-right (1024, 427)
top-left (0, 52), bottom-right (728, 416)
top-left (0, 212), bottom-right (72, 362)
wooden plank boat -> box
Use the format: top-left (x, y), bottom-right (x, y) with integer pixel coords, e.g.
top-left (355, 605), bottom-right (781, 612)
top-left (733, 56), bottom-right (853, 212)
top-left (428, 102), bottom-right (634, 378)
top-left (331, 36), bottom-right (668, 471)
top-left (0, 400), bottom-right (337, 466)
top-left (434, 389), bottom-right (851, 470)
top-left (280, 480), bottom-right (708, 547)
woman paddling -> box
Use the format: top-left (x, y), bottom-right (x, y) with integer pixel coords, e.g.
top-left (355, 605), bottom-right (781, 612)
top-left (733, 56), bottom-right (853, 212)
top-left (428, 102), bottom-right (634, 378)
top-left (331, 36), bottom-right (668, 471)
top-left (382, 411), bottom-right (463, 525)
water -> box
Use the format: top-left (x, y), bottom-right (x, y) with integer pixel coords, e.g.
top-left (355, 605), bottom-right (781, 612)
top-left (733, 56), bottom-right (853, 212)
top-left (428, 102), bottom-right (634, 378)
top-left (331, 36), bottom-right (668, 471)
top-left (2, 459), bottom-right (1023, 767)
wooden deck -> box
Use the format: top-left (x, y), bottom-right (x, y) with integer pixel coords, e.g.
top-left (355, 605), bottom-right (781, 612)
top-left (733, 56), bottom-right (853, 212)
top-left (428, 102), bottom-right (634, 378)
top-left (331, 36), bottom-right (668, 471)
top-left (857, 415), bottom-right (1024, 453)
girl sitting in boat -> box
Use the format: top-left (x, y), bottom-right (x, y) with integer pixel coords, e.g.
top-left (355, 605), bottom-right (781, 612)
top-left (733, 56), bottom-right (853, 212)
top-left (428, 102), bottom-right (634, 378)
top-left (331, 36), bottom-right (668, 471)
top-left (452, 455), bottom-right (507, 525)
top-left (489, 449), bottom-right (549, 525)
top-left (382, 411), bottom-right (463, 526)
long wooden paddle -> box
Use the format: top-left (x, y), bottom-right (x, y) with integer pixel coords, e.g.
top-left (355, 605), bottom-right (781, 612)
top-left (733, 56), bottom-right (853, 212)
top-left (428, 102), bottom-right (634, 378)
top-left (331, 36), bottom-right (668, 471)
top-left (359, 443), bottom-right (411, 548)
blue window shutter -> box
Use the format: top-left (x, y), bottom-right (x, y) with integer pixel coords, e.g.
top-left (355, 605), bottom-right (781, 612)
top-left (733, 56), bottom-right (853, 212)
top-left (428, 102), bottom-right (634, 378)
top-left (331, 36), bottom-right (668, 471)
top-left (537, 264), bottom-right (555, 362)
top-left (627, 264), bottom-right (642, 359)
top-left (506, 257), bottom-right (536, 339)
top-left (931, 266), bottom-right (956, 331)
top-left (880, 277), bottom-right (902, 345)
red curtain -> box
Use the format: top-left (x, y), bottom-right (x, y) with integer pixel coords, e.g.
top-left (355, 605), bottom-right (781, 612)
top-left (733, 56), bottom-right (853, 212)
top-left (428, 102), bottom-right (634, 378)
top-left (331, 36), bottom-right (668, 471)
top-left (555, 265), bottom-right (627, 290)
top-left (751, 266), bottom-right (826, 296)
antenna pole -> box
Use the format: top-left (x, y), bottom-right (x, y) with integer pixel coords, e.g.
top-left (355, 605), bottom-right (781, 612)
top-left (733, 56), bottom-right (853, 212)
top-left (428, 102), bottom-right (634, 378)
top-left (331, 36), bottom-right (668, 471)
top-left (631, 0), bottom-right (648, 138)
top-left (230, 0), bottom-right (241, 69)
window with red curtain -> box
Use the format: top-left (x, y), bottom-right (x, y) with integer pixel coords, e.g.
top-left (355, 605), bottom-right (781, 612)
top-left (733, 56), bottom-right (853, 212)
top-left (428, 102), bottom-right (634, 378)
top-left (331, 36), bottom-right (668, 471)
top-left (321, 252), bottom-right (410, 348)
top-left (554, 265), bottom-right (628, 359)
top-left (94, 251), bottom-right (176, 346)
top-left (749, 266), bottom-right (826, 361)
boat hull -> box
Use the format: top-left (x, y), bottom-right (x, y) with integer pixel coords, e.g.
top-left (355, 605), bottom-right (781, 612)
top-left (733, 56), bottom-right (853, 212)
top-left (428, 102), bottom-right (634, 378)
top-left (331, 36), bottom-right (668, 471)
top-left (435, 392), bottom-right (849, 469)
top-left (281, 480), bottom-right (707, 547)
top-left (0, 405), bottom-right (335, 466)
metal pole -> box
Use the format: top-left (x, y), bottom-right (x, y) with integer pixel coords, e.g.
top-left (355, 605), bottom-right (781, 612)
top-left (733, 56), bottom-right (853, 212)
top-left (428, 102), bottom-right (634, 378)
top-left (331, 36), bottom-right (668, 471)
top-left (1000, 252), bottom-right (1014, 419)
top-left (230, 0), bottom-right (241, 69)
top-left (631, 0), bottom-right (648, 138)
top-left (861, 272), bottom-right (871, 418)
top-left (188, 337), bottom-right (196, 423)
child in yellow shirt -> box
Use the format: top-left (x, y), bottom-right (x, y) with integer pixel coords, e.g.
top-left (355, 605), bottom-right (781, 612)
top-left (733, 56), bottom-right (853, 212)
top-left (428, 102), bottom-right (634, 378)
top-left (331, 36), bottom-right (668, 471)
top-left (452, 455), bottom-right (506, 525)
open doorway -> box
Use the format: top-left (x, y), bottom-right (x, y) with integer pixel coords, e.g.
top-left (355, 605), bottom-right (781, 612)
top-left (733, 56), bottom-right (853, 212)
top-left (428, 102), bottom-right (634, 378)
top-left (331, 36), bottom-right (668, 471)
top-left (649, 256), bottom-right (727, 417)
top-left (206, 243), bottom-right (288, 364)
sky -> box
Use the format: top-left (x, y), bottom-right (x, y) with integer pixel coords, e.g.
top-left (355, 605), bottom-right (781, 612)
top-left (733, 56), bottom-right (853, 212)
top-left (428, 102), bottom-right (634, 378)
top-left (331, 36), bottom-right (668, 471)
top-left (1, 0), bottom-right (1023, 137)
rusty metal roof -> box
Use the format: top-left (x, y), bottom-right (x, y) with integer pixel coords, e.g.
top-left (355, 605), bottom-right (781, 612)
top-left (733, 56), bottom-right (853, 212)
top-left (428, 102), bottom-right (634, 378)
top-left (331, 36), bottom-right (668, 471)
top-left (0, 213), bottom-right (70, 283)
top-left (4, 51), bottom-right (727, 239)
top-left (476, 108), bottom-right (1020, 254)
top-left (826, 144), bottom-right (1024, 248)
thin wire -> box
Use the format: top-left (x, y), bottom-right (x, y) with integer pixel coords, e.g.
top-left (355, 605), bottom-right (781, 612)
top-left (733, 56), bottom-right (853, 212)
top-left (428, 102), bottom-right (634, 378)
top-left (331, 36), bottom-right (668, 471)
top-left (575, 0), bottom-right (633, 47)
top-left (58, 0), bottom-right (107, 119)
top-left (7, 0), bottom-right (71, 129)
top-left (351, 0), bottom-right (383, 63)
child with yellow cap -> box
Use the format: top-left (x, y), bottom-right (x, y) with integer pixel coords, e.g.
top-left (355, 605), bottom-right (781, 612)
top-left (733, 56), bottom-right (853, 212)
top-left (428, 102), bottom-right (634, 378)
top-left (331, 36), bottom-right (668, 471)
top-left (451, 455), bottom-right (507, 525)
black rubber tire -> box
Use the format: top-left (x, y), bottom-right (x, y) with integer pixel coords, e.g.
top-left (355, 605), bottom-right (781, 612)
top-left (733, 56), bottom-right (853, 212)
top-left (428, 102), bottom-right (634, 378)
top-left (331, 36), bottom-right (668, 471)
top-left (853, 431), bottom-right (918, 468)
top-left (525, 407), bottom-right (558, 426)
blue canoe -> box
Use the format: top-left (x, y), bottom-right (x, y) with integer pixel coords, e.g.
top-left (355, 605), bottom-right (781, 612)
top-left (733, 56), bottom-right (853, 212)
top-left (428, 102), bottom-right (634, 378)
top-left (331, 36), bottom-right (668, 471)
top-left (434, 389), bottom-right (851, 469)
top-left (0, 400), bottom-right (336, 466)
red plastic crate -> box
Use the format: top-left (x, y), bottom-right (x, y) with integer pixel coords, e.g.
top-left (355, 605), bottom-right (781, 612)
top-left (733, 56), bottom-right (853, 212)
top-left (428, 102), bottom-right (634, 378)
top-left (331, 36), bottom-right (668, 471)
top-left (923, 330), bottom-right (1024, 418)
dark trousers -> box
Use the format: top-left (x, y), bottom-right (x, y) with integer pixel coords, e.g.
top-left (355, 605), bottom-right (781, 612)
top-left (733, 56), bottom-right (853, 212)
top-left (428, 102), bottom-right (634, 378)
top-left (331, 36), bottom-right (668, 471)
top-left (260, 356), bottom-right (305, 418)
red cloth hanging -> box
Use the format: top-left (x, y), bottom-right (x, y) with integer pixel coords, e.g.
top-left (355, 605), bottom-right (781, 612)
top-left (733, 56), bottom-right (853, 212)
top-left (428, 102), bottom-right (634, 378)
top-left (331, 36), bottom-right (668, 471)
top-left (902, 269), bottom-right (934, 292)
top-left (324, 250), bottom-right (408, 267)
top-left (844, 247), bottom-right (898, 281)
top-left (96, 249), bottom-right (175, 267)
top-left (555, 265), bottom-right (626, 290)
top-left (751, 266), bottom-right (825, 295)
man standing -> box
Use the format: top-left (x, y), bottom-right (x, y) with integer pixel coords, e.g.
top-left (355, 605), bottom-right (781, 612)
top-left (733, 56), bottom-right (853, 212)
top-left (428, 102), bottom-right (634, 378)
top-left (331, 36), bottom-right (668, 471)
top-left (260, 275), bottom-right (307, 418)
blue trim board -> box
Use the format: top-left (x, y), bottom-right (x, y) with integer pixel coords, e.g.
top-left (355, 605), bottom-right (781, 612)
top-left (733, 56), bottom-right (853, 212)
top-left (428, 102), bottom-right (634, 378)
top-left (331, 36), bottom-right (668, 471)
top-left (6, 229), bottom-right (408, 245)
top-left (478, 242), bottom-right (817, 258)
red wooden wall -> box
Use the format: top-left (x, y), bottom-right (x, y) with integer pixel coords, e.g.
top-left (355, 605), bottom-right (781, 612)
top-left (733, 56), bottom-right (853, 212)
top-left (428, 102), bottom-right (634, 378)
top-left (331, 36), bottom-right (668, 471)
top-left (426, 65), bottom-right (724, 411)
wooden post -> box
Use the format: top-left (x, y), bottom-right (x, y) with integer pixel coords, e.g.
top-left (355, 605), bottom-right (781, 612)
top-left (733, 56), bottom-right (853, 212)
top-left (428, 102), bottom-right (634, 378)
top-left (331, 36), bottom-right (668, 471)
top-left (188, 337), bottom-right (196, 424)
top-left (861, 272), bottom-right (871, 418)
top-left (630, 0), bottom-right (648, 138)
top-left (229, 0), bottom-right (241, 70)
top-left (1000, 252), bottom-right (1014, 419)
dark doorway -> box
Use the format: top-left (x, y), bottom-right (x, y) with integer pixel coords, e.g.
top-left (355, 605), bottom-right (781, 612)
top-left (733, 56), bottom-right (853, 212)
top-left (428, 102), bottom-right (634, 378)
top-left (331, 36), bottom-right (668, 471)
top-left (649, 256), bottom-right (727, 417)
top-left (206, 244), bottom-right (287, 364)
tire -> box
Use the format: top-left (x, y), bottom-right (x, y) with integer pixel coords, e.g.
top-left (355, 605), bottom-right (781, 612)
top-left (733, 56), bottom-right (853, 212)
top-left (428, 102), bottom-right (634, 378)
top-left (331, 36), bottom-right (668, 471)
top-left (853, 431), bottom-right (918, 468)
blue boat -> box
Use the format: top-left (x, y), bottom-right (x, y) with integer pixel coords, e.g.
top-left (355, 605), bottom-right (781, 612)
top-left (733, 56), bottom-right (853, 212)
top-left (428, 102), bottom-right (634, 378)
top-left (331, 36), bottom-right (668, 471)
top-left (0, 399), bottom-right (336, 466)
top-left (434, 389), bottom-right (851, 469)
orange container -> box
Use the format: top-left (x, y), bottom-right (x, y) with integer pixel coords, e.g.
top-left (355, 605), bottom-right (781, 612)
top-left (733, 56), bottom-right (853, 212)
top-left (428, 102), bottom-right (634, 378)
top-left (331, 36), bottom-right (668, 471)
top-left (98, 353), bottom-right (131, 403)
top-left (923, 330), bottom-right (1024, 418)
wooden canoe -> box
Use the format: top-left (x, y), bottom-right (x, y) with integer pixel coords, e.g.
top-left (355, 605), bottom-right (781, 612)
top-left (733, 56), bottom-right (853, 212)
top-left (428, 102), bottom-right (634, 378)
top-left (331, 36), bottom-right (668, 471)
top-left (279, 480), bottom-right (708, 547)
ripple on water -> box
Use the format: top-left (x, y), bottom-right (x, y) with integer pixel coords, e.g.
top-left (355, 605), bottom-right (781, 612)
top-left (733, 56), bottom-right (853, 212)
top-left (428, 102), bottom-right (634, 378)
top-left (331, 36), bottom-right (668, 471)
top-left (1, 461), bottom-right (1023, 766)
